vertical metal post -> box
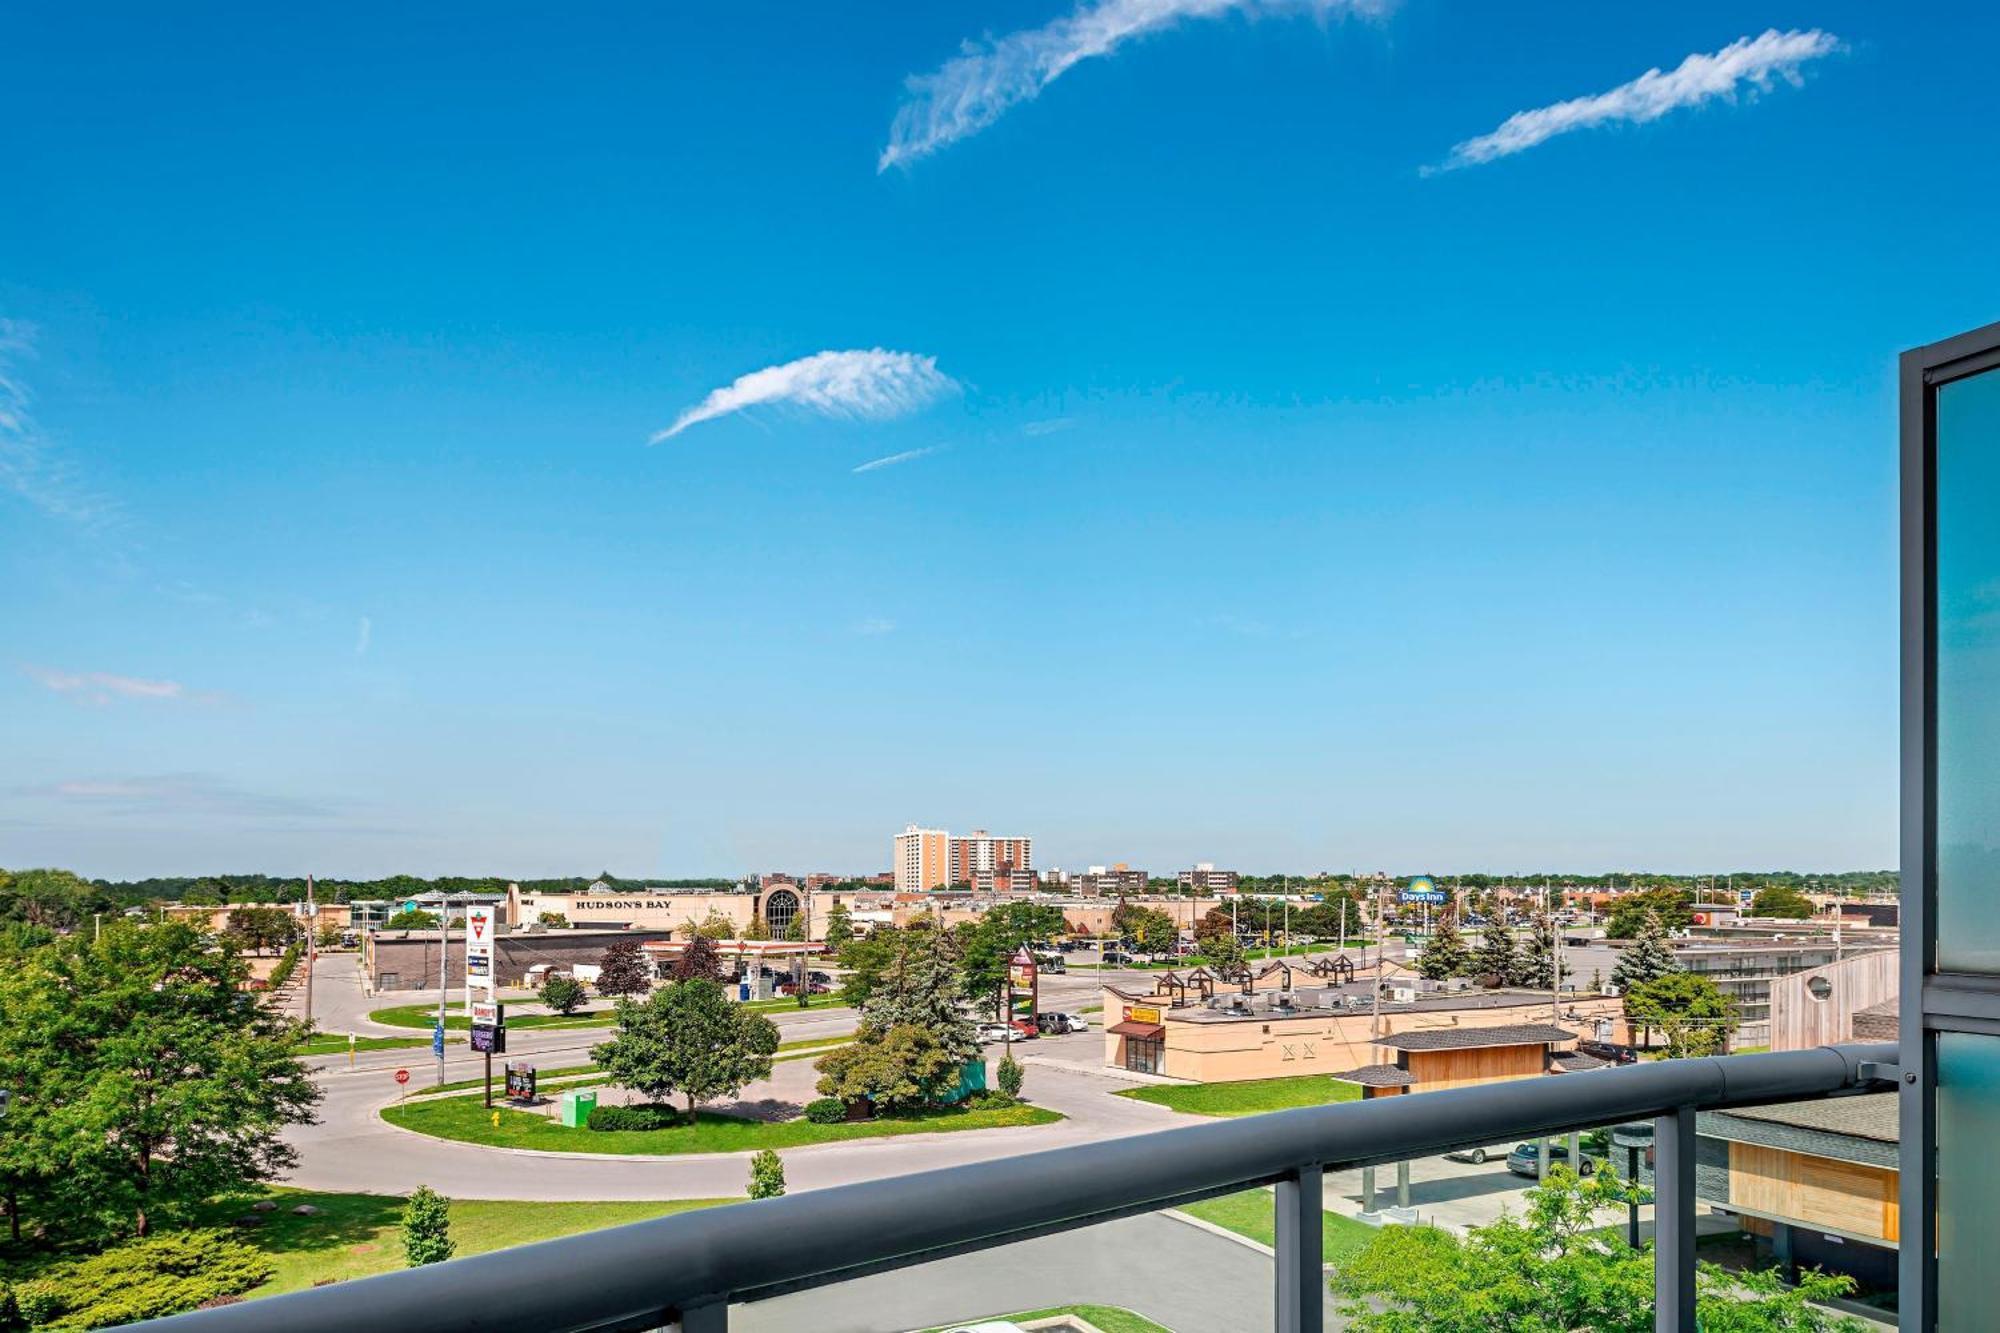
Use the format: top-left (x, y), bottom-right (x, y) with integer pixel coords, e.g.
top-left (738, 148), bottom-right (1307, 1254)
top-left (1653, 1105), bottom-right (1696, 1332)
top-left (1626, 1144), bottom-right (1642, 1248)
top-left (1274, 1165), bottom-right (1324, 1333)
top-left (1395, 1159), bottom-right (1410, 1209)
top-left (678, 1300), bottom-right (728, 1332)
top-left (1361, 1164), bottom-right (1375, 1213)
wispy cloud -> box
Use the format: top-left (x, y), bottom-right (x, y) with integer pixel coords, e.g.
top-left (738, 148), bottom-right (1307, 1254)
top-left (1022, 417), bottom-right (1076, 437)
top-left (354, 615), bottom-right (373, 656)
top-left (854, 617), bottom-right (897, 636)
top-left (0, 321), bottom-right (122, 531)
top-left (852, 445), bottom-right (941, 474)
top-left (879, 0), bottom-right (1378, 170)
top-left (1432, 28), bottom-right (1841, 173)
top-left (25, 773), bottom-right (342, 823)
top-left (652, 349), bottom-right (958, 442)
top-left (21, 664), bottom-right (211, 706)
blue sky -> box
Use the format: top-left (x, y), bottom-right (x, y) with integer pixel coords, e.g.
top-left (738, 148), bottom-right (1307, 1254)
top-left (2, 2), bottom-right (1992, 881)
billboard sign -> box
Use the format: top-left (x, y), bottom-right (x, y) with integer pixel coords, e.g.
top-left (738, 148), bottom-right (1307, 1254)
top-left (470, 1000), bottom-right (501, 1028)
top-left (464, 904), bottom-right (496, 1015)
top-left (470, 1024), bottom-right (506, 1055)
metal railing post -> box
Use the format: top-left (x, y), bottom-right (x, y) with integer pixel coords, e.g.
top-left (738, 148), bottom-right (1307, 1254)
top-left (1274, 1164), bottom-right (1324, 1333)
top-left (1653, 1105), bottom-right (1696, 1332)
top-left (678, 1301), bottom-right (727, 1332)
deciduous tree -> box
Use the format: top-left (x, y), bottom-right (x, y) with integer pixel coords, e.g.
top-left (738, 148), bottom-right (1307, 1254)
top-left (592, 979), bottom-right (779, 1124)
top-left (595, 938), bottom-right (652, 997)
top-left (1624, 972), bottom-right (1736, 1059)
top-left (401, 1186), bottom-right (454, 1266)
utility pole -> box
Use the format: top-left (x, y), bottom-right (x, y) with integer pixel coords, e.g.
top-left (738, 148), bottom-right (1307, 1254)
top-left (1338, 896), bottom-right (1348, 956)
top-left (303, 873), bottom-right (316, 1027)
top-left (435, 893), bottom-right (452, 1087)
top-left (1372, 878), bottom-right (1388, 1038)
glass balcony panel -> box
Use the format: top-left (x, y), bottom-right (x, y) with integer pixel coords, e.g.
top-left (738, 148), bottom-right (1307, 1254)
top-left (1936, 365), bottom-right (2000, 972)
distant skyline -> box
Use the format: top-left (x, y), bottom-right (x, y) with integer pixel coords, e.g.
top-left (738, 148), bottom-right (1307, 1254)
top-left (5, 3), bottom-right (1994, 880)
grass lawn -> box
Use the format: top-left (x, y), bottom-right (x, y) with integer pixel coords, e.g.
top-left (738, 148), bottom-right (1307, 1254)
top-left (420, 1036), bottom-right (850, 1098)
top-left (384, 1094), bottom-right (1062, 1155)
top-left (367, 1003), bottom-right (613, 1032)
top-left (191, 1188), bottom-right (733, 1298)
top-left (296, 1033), bottom-right (434, 1056)
top-left (925, 1306), bottom-right (1168, 1333)
top-left (1177, 1188), bottom-right (1377, 1269)
top-left (1114, 1074), bottom-right (1361, 1117)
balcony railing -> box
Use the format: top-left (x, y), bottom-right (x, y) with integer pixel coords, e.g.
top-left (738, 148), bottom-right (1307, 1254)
top-left (146, 1041), bottom-right (1896, 1333)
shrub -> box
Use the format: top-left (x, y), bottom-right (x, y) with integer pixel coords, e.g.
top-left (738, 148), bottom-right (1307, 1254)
top-left (803, 1097), bottom-right (847, 1124)
top-left (401, 1186), bottom-right (454, 1267)
top-left (539, 974), bottom-right (589, 1016)
top-left (961, 1089), bottom-right (1017, 1110)
top-left (586, 1103), bottom-right (680, 1132)
top-left (748, 1149), bottom-right (786, 1199)
top-left (996, 1052), bottom-right (1024, 1099)
top-left (8, 1229), bottom-right (273, 1328)
top-left (813, 1023), bottom-right (959, 1112)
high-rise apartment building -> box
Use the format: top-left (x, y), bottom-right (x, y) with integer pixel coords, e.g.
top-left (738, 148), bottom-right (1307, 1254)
top-left (893, 825), bottom-right (951, 892)
top-left (1178, 862), bottom-right (1240, 892)
top-left (949, 829), bottom-right (1033, 893)
top-left (1075, 863), bottom-right (1150, 896)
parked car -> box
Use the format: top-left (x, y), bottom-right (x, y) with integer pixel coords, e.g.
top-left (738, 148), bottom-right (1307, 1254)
top-left (1034, 1013), bottom-right (1068, 1034)
top-left (976, 1023), bottom-right (1029, 1043)
top-left (773, 980), bottom-right (830, 997)
top-left (1444, 1141), bottom-right (1514, 1165)
top-left (1505, 1142), bottom-right (1597, 1179)
top-left (1060, 1012), bottom-right (1089, 1032)
top-left (1034, 953), bottom-right (1067, 973)
top-left (1575, 1039), bottom-right (1639, 1065)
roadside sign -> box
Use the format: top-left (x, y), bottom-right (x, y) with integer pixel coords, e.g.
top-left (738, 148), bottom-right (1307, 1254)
top-left (505, 1063), bottom-right (537, 1102)
top-left (1400, 876), bottom-right (1448, 906)
top-left (470, 1000), bottom-right (501, 1028)
top-left (394, 1068), bottom-right (410, 1085)
top-left (431, 1023), bottom-right (446, 1059)
top-left (470, 1024), bottom-right (506, 1055)
top-left (464, 904), bottom-right (497, 1015)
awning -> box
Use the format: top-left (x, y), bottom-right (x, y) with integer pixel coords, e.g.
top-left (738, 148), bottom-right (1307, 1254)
top-left (1108, 1020), bottom-right (1166, 1039)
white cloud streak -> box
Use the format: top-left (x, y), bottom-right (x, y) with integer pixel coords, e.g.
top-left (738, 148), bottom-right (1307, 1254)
top-left (652, 349), bottom-right (957, 443)
top-left (880, 0), bottom-right (1377, 170)
top-left (1434, 28), bottom-right (1841, 173)
top-left (354, 616), bottom-right (373, 656)
top-left (0, 321), bottom-right (121, 531)
top-left (21, 664), bottom-right (201, 705)
top-left (852, 445), bottom-right (941, 474)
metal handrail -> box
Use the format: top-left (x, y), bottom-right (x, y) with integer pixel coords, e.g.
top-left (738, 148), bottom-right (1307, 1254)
top-left (145, 1041), bottom-right (1895, 1333)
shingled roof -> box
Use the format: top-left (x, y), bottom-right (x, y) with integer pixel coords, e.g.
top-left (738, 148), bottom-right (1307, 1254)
top-left (1329, 1064), bottom-right (1417, 1088)
top-left (1551, 1051), bottom-right (1612, 1072)
top-left (1374, 1023), bottom-right (1577, 1052)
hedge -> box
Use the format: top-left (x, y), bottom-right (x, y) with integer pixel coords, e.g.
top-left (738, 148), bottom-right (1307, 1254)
top-left (4, 1229), bottom-right (272, 1329)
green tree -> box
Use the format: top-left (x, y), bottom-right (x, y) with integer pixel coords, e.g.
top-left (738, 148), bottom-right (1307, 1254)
top-left (0, 921), bottom-right (319, 1240)
top-left (1605, 886), bottom-right (1694, 939)
top-left (1199, 930), bottom-right (1247, 974)
top-left (743, 914), bottom-right (772, 941)
top-left (682, 909), bottom-right (736, 941)
top-left (384, 908), bottom-right (439, 931)
top-left (1510, 908), bottom-right (1563, 989)
top-left (822, 902), bottom-right (854, 952)
top-left (226, 905), bottom-right (298, 954)
top-left (179, 880), bottom-right (225, 907)
top-left (854, 922), bottom-right (978, 1062)
top-left (536, 911), bottom-right (570, 928)
top-left (784, 912), bottom-right (807, 942)
top-left (1751, 885), bottom-right (1816, 919)
top-left (401, 1186), bottom-right (454, 1267)
top-left (1612, 911), bottom-right (1680, 993)
top-left (1334, 1166), bottom-right (1864, 1332)
top-left (538, 974), bottom-right (588, 1015)
top-left (748, 1149), bottom-right (786, 1199)
top-left (1416, 917), bottom-right (1473, 980)
top-left (812, 1023), bottom-right (961, 1112)
top-left (595, 938), bottom-right (652, 997)
top-left (0, 868), bottom-right (108, 931)
top-left (996, 1051), bottom-right (1025, 1099)
top-left (1472, 921), bottom-right (1517, 985)
top-left (592, 979), bottom-right (779, 1123)
top-left (1625, 972), bottom-right (1737, 1058)
top-left (835, 926), bottom-right (895, 1008)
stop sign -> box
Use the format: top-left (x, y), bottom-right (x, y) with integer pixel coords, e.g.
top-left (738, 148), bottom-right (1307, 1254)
top-left (394, 1069), bottom-right (410, 1086)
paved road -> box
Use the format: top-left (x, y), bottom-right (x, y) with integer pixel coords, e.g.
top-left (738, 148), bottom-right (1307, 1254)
top-left (735, 1211), bottom-right (1343, 1333)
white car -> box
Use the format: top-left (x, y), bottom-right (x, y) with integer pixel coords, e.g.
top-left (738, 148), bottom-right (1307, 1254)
top-left (1060, 1013), bottom-right (1089, 1032)
top-left (976, 1023), bottom-right (1027, 1043)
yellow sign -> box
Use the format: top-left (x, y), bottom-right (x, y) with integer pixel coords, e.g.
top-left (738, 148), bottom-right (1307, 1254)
top-left (1127, 1006), bottom-right (1161, 1024)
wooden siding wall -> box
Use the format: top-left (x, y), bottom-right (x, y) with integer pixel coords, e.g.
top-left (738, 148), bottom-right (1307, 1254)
top-left (1766, 950), bottom-right (1898, 1052)
top-left (1727, 1142), bottom-right (1899, 1243)
top-left (1408, 1043), bottom-right (1547, 1092)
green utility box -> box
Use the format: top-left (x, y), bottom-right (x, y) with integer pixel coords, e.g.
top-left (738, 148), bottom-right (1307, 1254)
top-left (558, 1089), bottom-right (598, 1128)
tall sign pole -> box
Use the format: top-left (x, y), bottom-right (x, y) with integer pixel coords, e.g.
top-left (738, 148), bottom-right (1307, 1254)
top-left (435, 894), bottom-right (451, 1087)
top-left (303, 873), bottom-right (316, 1027)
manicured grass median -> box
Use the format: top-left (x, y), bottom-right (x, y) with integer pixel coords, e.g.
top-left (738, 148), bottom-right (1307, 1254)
top-left (926, 1306), bottom-right (1168, 1333)
top-left (367, 1003), bottom-right (613, 1031)
top-left (296, 1033), bottom-right (434, 1056)
top-left (1178, 1188), bottom-right (1376, 1268)
top-left (192, 1188), bottom-right (732, 1298)
top-left (1115, 1074), bottom-right (1360, 1117)
top-left (384, 1094), bottom-right (1061, 1155)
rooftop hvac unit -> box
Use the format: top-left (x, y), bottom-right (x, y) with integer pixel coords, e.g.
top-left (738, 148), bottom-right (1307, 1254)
top-left (1391, 986), bottom-right (1417, 1003)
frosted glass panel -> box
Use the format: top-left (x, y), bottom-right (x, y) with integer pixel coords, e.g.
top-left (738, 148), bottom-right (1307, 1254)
top-left (1936, 367), bottom-right (2000, 971)
top-left (1938, 1034), bottom-right (2000, 1324)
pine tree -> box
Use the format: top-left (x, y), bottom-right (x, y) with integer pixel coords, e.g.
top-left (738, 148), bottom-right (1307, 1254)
top-left (401, 1186), bottom-right (454, 1267)
top-left (1611, 910), bottom-right (1680, 993)
top-left (1473, 920), bottom-right (1516, 986)
top-left (858, 922), bottom-right (978, 1062)
top-left (1415, 917), bottom-right (1472, 980)
top-left (1511, 909), bottom-right (1559, 989)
